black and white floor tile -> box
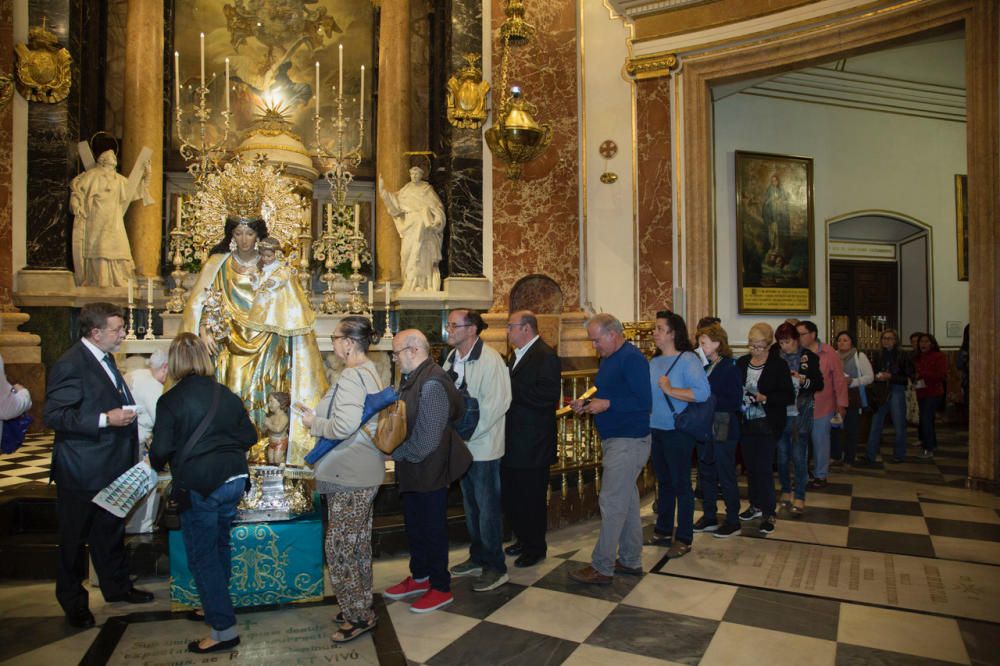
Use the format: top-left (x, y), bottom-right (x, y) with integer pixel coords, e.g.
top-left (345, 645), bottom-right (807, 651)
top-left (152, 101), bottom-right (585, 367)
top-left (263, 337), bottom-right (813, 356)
top-left (2, 426), bottom-right (998, 665)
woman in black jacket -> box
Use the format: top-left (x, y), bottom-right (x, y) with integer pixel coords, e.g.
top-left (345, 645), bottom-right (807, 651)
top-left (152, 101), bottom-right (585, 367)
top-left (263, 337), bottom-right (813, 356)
top-left (736, 323), bottom-right (794, 536)
top-left (863, 329), bottom-right (910, 464)
top-left (150, 333), bottom-right (257, 654)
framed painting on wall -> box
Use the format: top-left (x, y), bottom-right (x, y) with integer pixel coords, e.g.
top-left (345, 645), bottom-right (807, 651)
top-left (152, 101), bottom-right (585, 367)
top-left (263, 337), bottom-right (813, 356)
top-left (735, 150), bottom-right (815, 314)
top-left (171, 0), bottom-right (375, 163)
top-left (955, 174), bottom-right (968, 281)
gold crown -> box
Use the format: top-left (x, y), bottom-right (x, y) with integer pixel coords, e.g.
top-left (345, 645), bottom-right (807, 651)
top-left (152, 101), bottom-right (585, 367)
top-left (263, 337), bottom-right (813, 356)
top-left (187, 154), bottom-right (306, 260)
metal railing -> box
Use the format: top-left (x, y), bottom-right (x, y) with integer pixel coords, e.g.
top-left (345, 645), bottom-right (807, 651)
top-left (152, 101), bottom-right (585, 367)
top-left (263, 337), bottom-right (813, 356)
top-left (554, 369), bottom-right (601, 498)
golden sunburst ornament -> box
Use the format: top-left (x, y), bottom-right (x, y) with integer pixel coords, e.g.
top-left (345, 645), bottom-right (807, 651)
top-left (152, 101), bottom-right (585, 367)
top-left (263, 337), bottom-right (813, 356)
top-left (186, 153), bottom-right (307, 261)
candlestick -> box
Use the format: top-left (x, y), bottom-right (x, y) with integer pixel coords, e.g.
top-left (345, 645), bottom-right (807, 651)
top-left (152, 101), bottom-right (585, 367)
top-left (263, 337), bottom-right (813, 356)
top-left (338, 44), bottom-right (343, 98)
top-left (359, 65), bottom-right (365, 122)
top-left (128, 278), bottom-right (134, 305)
top-left (144, 280), bottom-right (156, 340)
top-left (199, 33), bottom-right (205, 89)
top-left (125, 303), bottom-right (137, 340)
top-left (315, 61), bottom-right (320, 115)
top-left (174, 51), bottom-right (180, 108)
top-left (224, 58), bottom-right (230, 112)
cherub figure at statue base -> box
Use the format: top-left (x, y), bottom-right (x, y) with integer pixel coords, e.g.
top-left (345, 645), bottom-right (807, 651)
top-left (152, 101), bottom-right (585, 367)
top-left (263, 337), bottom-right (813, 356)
top-left (263, 391), bottom-right (291, 465)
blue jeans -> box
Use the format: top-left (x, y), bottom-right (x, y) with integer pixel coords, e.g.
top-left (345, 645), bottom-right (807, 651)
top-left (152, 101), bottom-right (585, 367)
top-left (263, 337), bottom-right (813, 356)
top-left (591, 436), bottom-right (650, 576)
top-left (777, 415), bottom-right (809, 500)
top-left (811, 413), bottom-right (833, 480)
top-left (697, 437), bottom-right (740, 525)
top-left (918, 395), bottom-right (942, 451)
top-left (180, 477), bottom-right (245, 640)
top-left (866, 384), bottom-right (907, 460)
top-left (402, 488), bottom-right (450, 592)
top-left (460, 460), bottom-right (506, 573)
top-left (651, 428), bottom-right (696, 544)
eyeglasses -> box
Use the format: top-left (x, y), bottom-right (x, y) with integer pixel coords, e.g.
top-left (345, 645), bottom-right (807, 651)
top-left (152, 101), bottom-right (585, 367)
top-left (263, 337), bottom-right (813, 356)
top-left (446, 323), bottom-right (473, 331)
top-left (331, 335), bottom-right (348, 342)
top-left (748, 343), bottom-right (769, 351)
top-left (391, 346), bottom-right (417, 359)
top-left (506, 322), bottom-right (526, 329)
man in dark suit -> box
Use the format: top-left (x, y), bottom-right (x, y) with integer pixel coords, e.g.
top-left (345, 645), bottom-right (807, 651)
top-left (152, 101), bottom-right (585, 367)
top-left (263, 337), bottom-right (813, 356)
top-left (501, 311), bottom-right (562, 567)
top-left (44, 302), bottom-right (153, 628)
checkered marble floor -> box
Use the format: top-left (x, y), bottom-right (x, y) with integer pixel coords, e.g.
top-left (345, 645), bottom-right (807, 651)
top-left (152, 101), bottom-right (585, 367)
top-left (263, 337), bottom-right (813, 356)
top-left (3, 425), bottom-right (998, 665)
top-left (0, 433), bottom-right (55, 488)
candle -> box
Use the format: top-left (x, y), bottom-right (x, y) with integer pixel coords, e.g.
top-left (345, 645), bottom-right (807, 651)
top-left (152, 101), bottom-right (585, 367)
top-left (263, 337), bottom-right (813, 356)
top-left (359, 65), bottom-right (365, 122)
top-left (353, 203), bottom-right (360, 235)
top-left (147, 278), bottom-right (153, 304)
top-left (174, 51), bottom-right (180, 109)
top-left (315, 61), bottom-right (320, 115)
top-left (224, 58), bottom-right (230, 112)
top-left (368, 281), bottom-right (373, 312)
top-left (199, 33), bottom-right (205, 89)
top-left (338, 44), bottom-right (343, 99)
top-left (385, 281), bottom-right (390, 310)
top-left (325, 203), bottom-right (332, 231)
top-left (128, 279), bottom-right (134, 305)
top-left (176, 199), bottom-right (183, 230)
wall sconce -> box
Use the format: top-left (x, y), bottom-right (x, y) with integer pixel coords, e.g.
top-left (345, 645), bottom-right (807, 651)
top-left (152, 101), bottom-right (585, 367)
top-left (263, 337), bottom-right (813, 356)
top-left (485, 0), bottom-right (551, 180)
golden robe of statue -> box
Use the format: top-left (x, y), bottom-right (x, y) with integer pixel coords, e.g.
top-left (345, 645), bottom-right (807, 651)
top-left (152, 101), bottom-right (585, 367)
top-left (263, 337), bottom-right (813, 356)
top-left (182, 252), bottom-right (328, 466)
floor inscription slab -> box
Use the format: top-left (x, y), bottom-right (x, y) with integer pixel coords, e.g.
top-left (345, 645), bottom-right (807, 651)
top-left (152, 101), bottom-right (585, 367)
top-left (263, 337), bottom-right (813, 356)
top-left (662, 537), bottom-right (1000, 623)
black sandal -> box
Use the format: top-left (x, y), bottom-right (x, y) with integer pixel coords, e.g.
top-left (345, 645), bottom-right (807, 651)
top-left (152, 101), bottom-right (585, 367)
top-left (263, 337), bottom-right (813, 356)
top-left (332, 618), bottom-right (376, 643)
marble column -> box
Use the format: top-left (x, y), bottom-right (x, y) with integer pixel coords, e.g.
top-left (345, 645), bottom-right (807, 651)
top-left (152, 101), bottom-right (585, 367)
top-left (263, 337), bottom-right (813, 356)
top-left (435, 0), bottom-right (484, 278)
top-left (374, 0), bottom-right (410, 284)
top-left (121, 0), bottom-right (163, 279)
top-left (0, 0), bottom-right (15, 310)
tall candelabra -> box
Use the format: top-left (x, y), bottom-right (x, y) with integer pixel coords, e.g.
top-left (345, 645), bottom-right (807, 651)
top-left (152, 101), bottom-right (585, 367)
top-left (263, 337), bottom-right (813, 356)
top-left (166, 204), bottom-right (195, 313)
top-left (311, 53), bottom-right (370, 316)
top-left (173, 45), bottom-right (232, 185)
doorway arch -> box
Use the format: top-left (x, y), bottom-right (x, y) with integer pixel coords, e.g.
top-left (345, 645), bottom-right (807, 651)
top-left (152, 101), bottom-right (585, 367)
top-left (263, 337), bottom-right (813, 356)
top-left (826, 211), bottom-right (932, 349)
top-left (672, 0), bottom-right (998, 481)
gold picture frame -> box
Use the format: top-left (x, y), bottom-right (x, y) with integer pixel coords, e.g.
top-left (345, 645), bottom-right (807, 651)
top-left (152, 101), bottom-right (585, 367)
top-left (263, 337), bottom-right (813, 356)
top-left (955, 174), bottom-right (968, 281)
top-left (735, 150), bottom-right (815, 314)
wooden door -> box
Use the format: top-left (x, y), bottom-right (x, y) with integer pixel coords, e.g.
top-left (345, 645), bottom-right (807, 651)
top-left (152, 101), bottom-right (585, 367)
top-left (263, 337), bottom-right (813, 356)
top-left (829, 260), bottom-right (898, 351)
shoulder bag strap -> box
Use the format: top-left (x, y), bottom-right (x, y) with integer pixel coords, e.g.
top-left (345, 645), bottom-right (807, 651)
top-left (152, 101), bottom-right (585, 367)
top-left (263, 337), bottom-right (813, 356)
top-left (662, 353), bottom-right (685, 415)
top-left (174, 381), bottom-right (223, 470)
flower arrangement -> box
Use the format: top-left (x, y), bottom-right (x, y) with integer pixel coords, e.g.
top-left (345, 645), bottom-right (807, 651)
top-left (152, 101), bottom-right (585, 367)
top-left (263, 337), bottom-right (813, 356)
top-left (311, 218), bottom-right (373, 279)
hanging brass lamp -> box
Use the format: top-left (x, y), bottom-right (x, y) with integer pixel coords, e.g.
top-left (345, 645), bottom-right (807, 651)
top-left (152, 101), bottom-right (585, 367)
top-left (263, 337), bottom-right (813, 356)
top-left (485, 0), bottom-right (551, 180)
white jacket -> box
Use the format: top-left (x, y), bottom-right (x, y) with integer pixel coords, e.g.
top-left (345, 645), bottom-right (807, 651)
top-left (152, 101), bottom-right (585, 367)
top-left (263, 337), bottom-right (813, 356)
top-left (444, 338), bottom-right (512, 461)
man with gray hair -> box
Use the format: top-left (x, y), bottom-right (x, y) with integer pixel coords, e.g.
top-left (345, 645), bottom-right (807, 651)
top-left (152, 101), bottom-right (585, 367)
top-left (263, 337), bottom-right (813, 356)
top-left (569, 313), bottom-right (652, 585)
top-left (383, 330), bottom-right (470, 613)
top-left (124, 350), bottom-right (169, 534)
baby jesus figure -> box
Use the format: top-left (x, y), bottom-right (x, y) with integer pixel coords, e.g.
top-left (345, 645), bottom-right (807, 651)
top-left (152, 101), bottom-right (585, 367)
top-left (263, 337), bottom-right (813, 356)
top-left (263, 391), bottom-right (291, 465)
top-left (248, 237), bottom-right (308, 327)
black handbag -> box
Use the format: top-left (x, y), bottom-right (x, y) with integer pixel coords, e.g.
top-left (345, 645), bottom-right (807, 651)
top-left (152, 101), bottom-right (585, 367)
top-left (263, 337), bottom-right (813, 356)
top-left (160, 383), bottom-right (222, 529)
top-left (664, 353), bottom-right (717, 442)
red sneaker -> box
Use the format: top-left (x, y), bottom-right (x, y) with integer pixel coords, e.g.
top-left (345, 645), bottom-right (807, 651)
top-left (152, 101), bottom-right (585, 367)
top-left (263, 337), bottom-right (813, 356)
top-left (383, 576), bottom-right (431, 600)
top-left (409, 588), bottom-right (454, 613)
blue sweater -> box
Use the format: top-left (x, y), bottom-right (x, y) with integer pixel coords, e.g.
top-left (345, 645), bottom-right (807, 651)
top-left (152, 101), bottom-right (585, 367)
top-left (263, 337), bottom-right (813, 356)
top-left (593, 342), bottom-right (652, 439)
top-left (707, 357), bottom-right (742, 413)
top-left (649, 352), bottom-right (711, 431)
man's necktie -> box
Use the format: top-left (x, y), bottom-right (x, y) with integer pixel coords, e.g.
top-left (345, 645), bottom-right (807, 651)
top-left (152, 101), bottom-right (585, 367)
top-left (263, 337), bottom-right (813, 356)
top-left (103, 354), bottom-right (131, 402)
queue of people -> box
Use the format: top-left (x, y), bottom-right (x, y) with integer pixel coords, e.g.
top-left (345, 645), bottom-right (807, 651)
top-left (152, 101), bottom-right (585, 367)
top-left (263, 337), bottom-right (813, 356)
top-left (40, 301), bottom-right (951, 652)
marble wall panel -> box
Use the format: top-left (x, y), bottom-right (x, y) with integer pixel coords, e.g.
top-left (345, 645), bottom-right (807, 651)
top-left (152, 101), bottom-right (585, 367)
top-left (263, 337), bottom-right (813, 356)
top-left (0, 0), bottom-right (14, 308)
top-left (490, 0), bottom-right (579, 312)
top-left (439, 0), bottom-right (484, 277)
top-left (635, 76), bottom-right (673, 319)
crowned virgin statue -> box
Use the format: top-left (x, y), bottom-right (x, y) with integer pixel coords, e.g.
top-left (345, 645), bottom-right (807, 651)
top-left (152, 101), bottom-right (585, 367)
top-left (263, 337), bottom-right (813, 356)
top-left (181, 157), bottom-right (328, 466)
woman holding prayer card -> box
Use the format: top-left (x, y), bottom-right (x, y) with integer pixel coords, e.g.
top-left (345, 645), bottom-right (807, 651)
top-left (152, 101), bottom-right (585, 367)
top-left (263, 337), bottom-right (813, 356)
top-left (150, 333), bottom-right (257, 654)
top-left (297, 316), bottom-right (386, 643)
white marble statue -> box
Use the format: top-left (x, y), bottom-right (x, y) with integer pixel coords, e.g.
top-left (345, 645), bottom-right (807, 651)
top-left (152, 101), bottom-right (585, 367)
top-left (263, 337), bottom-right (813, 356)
top-left (378, 166), bottom-right (446, 292)
top-left (69, 149), bottom-right (152, 287)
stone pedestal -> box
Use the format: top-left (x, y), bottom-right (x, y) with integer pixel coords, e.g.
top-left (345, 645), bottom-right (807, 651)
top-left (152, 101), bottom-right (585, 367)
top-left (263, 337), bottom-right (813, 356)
top-left (0, 312), bottom-right (44, 433)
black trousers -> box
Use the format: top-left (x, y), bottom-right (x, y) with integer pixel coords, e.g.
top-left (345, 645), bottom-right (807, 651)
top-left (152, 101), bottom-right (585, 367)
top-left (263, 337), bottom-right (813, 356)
top-left (501, 465), bottom-right (550, 558)
top-left (56, 486), bottom-right (131, 614)
top-left (402, 488), bottom-right (450, 592)
top-left (741, 434), bottom-right (778, 520)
